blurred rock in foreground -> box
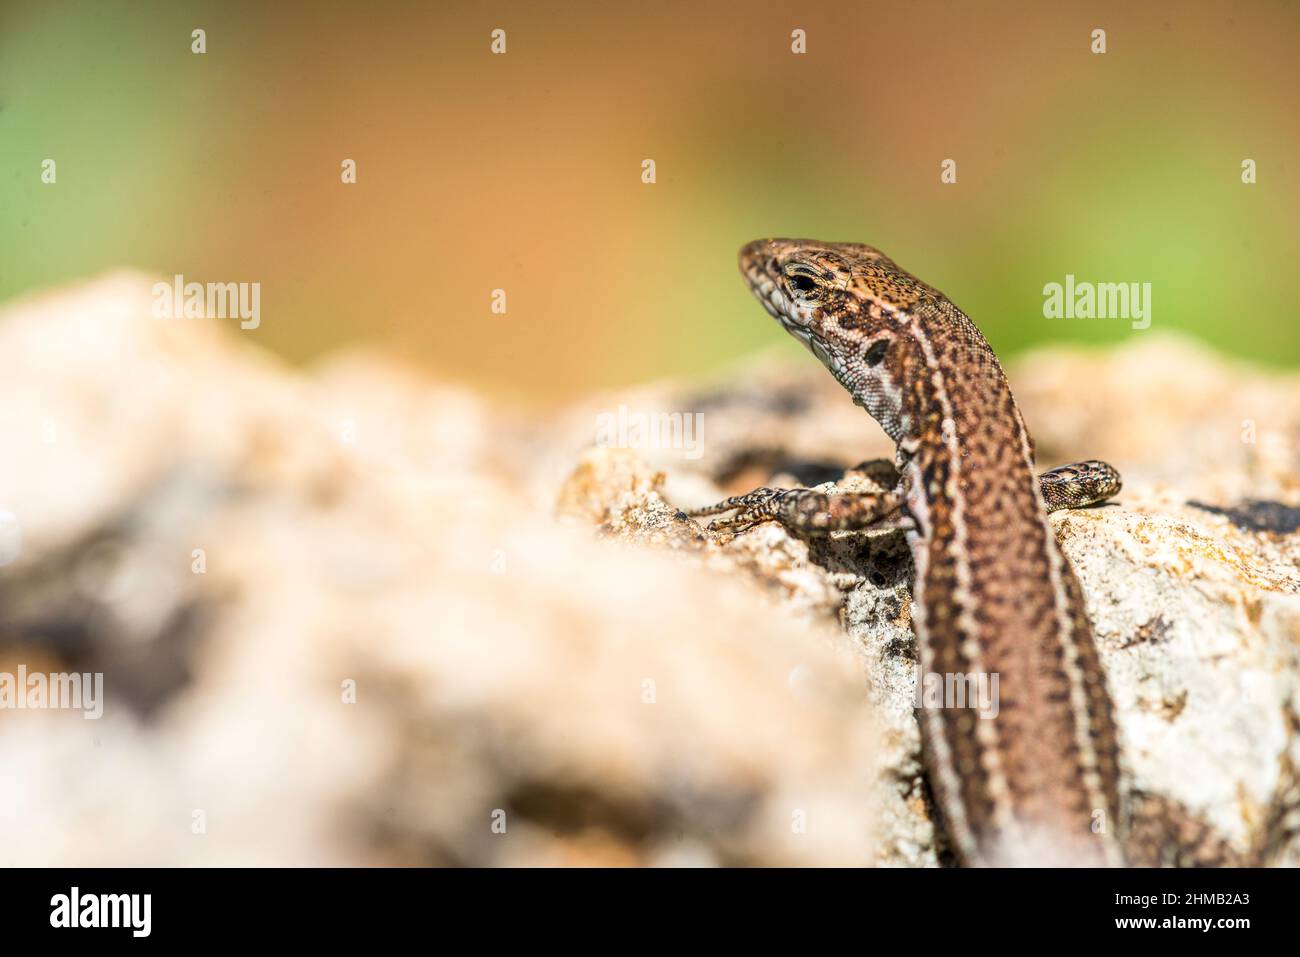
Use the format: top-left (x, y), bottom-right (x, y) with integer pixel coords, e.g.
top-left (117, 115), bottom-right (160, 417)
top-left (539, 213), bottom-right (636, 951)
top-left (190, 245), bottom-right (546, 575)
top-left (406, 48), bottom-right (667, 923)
top-left (1, 273), bottom-right (1298, 866)
top-left (0, 275), bottom-right (876, 866)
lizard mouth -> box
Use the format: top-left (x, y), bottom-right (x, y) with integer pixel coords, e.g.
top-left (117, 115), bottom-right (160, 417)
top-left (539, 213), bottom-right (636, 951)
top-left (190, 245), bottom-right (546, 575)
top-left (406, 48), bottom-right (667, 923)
top-left (741, 260), bottom-right (813, 331)
top-left (739, 239), bottom-right (820, 345)
top-left (740, 264), bottom-right (782, 315)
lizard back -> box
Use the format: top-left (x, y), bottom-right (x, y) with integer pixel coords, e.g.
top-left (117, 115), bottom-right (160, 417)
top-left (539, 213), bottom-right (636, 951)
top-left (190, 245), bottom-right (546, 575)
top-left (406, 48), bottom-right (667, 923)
top-left (737, 238), bottom-right (1124, 865)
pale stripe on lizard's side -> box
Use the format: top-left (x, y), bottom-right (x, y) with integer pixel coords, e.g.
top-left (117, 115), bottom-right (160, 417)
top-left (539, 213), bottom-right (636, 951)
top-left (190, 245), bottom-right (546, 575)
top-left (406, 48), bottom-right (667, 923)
top-left (689, 239), bottom-right (1126, 866)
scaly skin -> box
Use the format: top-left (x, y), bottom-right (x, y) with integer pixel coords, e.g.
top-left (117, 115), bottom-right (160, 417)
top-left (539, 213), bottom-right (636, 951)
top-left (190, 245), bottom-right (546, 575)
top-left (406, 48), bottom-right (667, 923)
top-left (697, 238), bottom-right (1126, 865)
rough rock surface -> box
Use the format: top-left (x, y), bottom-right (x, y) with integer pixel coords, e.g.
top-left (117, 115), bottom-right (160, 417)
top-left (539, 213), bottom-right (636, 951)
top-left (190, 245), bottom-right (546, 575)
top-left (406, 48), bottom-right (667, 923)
top-left (1, 273), bottom-right (1297, 866)
top-left (0, 275), bottom-right (877, 866)
top-left (550, 333), bottom-right (1300, 866)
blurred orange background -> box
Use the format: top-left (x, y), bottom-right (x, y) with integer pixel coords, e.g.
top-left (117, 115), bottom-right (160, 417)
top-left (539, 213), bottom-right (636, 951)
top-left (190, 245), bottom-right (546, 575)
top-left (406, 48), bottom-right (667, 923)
top-left (3, 1), bottom-right (1298, 402)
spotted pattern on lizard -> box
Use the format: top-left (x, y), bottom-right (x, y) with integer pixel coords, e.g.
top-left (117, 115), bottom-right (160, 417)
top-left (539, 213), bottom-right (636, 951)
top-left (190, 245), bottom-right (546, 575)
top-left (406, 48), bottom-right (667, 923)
top-left (692, 239), bottom-right (1129, 866)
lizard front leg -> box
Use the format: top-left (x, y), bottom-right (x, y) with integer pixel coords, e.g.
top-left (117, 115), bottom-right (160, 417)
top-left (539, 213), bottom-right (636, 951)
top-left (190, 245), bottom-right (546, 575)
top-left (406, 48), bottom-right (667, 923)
top-left (687, 457), bottom-right (1122, 536)
top-left (686, 486), bottom-right (907, 536)
top-left (1038, 459), bottom-right (1123, 513)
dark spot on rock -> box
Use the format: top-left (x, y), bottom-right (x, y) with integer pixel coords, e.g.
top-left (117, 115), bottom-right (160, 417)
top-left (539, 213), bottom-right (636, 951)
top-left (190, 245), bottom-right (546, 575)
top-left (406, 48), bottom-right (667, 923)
top-left (884, 632), bottom-right (917, 663)
top-left (1121, 616), bottom-right (1173, 648)
top-left (712, 449), bottom-right (846, 489)
top-left (1188, 499), bottom-right (1300, 535)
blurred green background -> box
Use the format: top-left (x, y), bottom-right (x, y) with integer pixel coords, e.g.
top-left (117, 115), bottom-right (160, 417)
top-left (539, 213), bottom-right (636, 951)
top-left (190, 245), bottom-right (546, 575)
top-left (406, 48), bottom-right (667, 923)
top-left (2, 1), bottom-right (1297, 402)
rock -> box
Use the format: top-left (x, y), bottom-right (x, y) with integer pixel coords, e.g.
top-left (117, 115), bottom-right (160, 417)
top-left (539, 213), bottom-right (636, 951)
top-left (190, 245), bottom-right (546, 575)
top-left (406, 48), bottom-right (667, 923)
top-left (0, 275), bottom-right (878, 866)
top-left (1012, 334), bottom-right (1300, 501)
top-left (0, 511), bottom-right (19, 567)
top-left (552, 332), bottom-right (1300, 866)
top-left (1, 275), bottom-right (1296, 866)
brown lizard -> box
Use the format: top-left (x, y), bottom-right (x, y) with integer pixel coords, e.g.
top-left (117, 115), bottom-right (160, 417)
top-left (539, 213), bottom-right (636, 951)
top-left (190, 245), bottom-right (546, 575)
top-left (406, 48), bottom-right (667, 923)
top-left (688, 238), bottom-right (1296, 867)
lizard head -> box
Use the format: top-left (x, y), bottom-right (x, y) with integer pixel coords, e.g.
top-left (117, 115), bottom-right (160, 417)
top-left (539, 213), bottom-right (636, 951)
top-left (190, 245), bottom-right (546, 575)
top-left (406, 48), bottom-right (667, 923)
top-left (739, 238), bottom-right (928, 439)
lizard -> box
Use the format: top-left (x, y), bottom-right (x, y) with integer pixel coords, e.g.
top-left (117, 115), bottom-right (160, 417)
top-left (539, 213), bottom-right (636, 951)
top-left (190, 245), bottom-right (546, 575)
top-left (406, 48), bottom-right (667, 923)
top-left (685, 238), bottom-right (1297, 867)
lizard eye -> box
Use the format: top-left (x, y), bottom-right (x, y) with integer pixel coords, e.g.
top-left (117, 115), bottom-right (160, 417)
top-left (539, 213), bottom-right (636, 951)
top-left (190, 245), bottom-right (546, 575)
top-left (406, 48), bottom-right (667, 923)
top-left (780, 267), bottom-right (821, 297)
top-left (864, 339), bottom-right (890, 366)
